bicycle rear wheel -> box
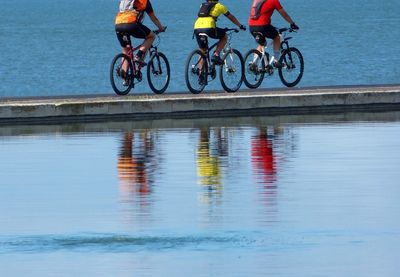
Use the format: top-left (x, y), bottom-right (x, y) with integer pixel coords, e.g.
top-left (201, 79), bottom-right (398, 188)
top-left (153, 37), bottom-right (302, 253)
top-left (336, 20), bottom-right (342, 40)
top-left (110, 53), bottom-right (134, 96)
top-left (278, 47), bottom-right (304, 87)
top-left (185, 49), bottom-right (208, 94)
top-left (147, 52), bottom-right (170, 94)
top-left (219, 49), bottom-right (244, 93)
top-left (243, 49), bottom-right (265, 89)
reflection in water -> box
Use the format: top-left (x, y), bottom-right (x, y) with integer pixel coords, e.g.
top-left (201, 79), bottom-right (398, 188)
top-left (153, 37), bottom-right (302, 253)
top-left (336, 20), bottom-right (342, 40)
top-left (117, 131), bottom-right (158, 210)
top-left (251, 127), bottom-right (277, 186)
top-left (196, 128), bottom-right (230, 205)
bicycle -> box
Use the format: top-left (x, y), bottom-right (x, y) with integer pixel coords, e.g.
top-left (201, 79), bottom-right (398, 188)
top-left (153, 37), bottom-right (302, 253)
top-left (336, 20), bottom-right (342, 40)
top-left (185, 28), bottom-right (244, 94)
top-left (244, 27), bottom-right (304, 89)
top-left (110, 30), bottom-right (170, 95)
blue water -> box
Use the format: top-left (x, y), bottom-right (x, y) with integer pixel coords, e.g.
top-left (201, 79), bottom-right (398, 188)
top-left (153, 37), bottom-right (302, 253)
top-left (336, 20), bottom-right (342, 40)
top-left (1, 112), bottom-right (400, 276)
top-left (0, 0), bottom-right (399, 97)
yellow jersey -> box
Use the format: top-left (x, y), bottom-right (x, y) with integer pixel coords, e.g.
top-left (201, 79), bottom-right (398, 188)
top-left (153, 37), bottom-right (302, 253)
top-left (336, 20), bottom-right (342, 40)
top-left (194, 3), bottom-right (229, 29)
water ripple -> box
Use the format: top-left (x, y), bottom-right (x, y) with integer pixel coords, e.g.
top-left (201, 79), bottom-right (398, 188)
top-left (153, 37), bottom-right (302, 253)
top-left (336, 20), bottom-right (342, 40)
top-left (0, 234), bottom-right (249, 254)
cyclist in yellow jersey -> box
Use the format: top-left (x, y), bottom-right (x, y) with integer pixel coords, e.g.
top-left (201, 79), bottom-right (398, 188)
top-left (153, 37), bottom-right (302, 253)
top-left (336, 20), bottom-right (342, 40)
top-left (194, 0), bottom-right (246, 65)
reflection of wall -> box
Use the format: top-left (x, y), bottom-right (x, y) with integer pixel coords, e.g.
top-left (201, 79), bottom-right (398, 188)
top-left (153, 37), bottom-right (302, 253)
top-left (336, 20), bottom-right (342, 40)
top-left (5, 110), bottom-right (400, 137)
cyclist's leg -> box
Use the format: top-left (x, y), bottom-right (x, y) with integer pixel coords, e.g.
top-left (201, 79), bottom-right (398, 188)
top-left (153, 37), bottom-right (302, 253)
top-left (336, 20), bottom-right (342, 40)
top-left (115, 24), bottom-right (133, 76)
top-left (249, 25), bottom-right (267, 53)
top-left (130, 23), bottom-right (154, 62)
top-left (211, 28), bottom-right (227, 64)
top-left (264, 25), bottom-right (281, 64)
top-left (194, 29), bottom-right (208, 70)
top-left (194, 29), bottom-right (208, 54)
top-left (214, 28), bottom-right (227, 56)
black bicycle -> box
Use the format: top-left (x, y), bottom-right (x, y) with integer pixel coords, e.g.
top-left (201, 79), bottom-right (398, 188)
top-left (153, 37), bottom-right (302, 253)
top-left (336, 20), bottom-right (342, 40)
top-left (110, 30), bottom-right (170, 95)
top-left (244, 27), bottom-right (304, 89)
top-left (185, 28), bottom-right (244, 94)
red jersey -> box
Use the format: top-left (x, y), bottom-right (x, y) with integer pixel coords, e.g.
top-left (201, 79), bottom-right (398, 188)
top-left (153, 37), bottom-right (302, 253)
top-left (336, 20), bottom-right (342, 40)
top-left (248, 0), bottom-right (283, 26)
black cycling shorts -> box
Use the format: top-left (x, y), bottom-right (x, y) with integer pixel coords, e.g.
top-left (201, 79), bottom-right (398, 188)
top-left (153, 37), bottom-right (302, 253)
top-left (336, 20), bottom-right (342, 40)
top-left (115, 23), bottom-right (151, 47)
top-left (249, 24), bottom-right (279, 45)
top-left (194, 28), bottom-right (227, 49)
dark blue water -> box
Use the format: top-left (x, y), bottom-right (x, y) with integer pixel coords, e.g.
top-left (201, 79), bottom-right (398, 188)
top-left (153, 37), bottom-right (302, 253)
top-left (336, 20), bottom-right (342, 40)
top-left (0, 0), bottom-right (399, 97)
top-left (1, 112), bottom-right (400, 276)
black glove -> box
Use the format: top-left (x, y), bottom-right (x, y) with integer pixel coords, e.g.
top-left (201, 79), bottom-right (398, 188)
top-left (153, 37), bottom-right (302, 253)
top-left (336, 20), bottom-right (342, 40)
top-left (290, 23), bottom-right (299, 31)
top-left (240, 24), bottom-right (247, 31)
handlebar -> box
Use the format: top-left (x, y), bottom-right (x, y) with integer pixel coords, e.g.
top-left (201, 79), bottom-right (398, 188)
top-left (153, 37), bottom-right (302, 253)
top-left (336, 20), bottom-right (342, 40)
top-left (224, 28), bottom-right (240, 33)
top-left (153, 26), bottom-right (167, 35)
top-left (278, 27), bottom-right (298, 34)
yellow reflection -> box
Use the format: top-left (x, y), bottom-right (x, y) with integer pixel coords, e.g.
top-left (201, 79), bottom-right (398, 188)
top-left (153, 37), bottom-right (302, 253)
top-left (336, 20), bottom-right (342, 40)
top-left (196, 128), bottom-right (224, 205)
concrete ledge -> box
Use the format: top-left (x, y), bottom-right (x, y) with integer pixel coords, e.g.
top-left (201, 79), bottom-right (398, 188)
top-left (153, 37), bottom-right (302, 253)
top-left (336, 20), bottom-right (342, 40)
top-left (1, 85), bottom-right (400, 125)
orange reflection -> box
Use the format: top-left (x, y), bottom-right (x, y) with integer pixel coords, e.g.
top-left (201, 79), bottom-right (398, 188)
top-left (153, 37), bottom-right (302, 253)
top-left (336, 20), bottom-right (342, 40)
top-left (117, 131), bottom-right (155, 202)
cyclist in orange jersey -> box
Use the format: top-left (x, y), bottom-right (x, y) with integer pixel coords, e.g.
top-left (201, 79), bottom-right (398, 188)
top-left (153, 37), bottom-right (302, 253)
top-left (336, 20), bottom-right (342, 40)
top-left (115, 0), bottom-right (166, 65)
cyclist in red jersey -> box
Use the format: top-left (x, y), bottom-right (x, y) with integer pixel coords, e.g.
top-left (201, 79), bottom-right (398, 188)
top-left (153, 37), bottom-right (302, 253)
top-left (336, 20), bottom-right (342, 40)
top-left (248, 0), bottom-right (299, 67)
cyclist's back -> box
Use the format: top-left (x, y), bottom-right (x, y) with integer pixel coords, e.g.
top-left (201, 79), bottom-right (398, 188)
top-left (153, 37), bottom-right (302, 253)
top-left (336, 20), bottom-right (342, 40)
top-left (247, 0), bottom-right (298, 66)
top-left (194, 1), bottom-right (229, 30)
top-left (115, 0), bottom-right (166, 64)
top-left (248, 0), bottom-right (282, 26)
top-left (193, 0), bottom-right (245, 64)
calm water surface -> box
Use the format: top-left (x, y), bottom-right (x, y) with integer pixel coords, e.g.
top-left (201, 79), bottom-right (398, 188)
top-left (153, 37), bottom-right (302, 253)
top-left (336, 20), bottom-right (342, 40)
top-left (1, 112), bottom-right (400, 276)
top-left (0, 0), bottom-right (399, 96)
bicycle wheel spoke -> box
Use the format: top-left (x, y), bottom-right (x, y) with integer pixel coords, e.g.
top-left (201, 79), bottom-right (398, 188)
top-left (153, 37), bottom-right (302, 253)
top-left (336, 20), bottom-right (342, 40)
top-left (220, 49), bottom-right (243, 93)
top-left (278, 47), bottom-right (304, 87)
top-left (185, 50), bottom-right (207, 94)
top-left (110, 54), bottom-right (133, 95)
top-left (148, 53), bottom-right (170, 94)
top-left (244, 49), bottom-right (265, 89)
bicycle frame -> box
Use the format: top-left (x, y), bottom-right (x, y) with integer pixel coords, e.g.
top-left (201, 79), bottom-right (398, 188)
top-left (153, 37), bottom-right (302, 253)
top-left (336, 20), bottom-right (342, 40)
top-left (200, 29), bottom-right (238, 82)
top-left (253, 28), bottom-right (295, 69)
top-left (123, 31), bottom-right (163, 80)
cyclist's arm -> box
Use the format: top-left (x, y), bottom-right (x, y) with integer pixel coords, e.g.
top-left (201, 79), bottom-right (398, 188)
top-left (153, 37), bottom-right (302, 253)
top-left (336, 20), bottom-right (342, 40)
top-left (148, 12), bottom-right (165, 32)
top-left (277, 8), bottom-right (295, 25)
top-left (225, 13), bottom-right (242, 28)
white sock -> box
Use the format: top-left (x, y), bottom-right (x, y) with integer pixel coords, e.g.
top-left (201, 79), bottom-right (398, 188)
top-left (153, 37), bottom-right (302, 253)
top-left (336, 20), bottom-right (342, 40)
top-left (273, 51), bottom-right (280, 62)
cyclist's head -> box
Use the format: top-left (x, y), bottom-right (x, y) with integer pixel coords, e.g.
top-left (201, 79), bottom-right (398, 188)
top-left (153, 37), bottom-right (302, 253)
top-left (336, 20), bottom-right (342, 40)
top-left (207, 0), bottom-right (219, 2)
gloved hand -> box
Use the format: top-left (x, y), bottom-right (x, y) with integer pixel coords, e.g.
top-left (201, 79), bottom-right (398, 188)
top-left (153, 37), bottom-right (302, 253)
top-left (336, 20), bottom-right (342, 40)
top-left (290, 23), bottom-right (299, 31)
top-left (240, 24), bottom-right (247, 31)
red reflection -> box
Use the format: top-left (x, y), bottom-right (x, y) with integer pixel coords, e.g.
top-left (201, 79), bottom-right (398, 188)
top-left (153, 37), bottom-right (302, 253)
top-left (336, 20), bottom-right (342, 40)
top-left (251, 128), bottom-right (277, 185)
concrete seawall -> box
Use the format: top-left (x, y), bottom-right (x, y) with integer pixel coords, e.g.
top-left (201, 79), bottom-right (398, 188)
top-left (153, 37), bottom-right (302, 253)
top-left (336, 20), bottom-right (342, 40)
top-left (1, 85), bottom-right (400, 125)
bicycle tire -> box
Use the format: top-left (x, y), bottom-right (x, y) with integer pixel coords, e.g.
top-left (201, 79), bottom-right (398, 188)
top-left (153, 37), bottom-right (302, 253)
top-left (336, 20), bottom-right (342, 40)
top-left (147, 52), bottom-right (170, 94)
top-left (278, 47), bottom-right (304, 87)
top-left (243, 49), bottom-right (265, 89)
top-left (185, 49), bottom-right (208, 94)
top-left (110, 53), bottom-right (134, 96)
top-left (219, 48), bottom-right (244, 93)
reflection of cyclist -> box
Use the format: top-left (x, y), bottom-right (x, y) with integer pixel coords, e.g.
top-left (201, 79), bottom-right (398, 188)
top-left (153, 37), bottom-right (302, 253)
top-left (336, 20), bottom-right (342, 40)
top-left (251, 128), bottom-right (276, 185)
top-left (194, 0), bottom-right (246, 65)
top-left (248, 0), bottom-right (299, 67)
top-left (197, 129), bottom-right (222, 188)
top-left (115, 0), bottom-right (166, 65)
top-left (117, 131), bottom-right (155, 199)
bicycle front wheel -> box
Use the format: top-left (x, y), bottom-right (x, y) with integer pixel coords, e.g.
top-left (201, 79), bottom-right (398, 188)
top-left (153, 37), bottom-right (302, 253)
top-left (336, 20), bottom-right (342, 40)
top-left (278, 47), bottom-right (304, 87)
top-left (243, 49), bottom-right (265, 89)
top-left (185, 49), bottom-right (208, 94)
top-left (219, 49), bottom-right (244, 93)
top-left (147, 52), bottom-right (170, 94)
top-left (110, 53), bottom-right (134, 96)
